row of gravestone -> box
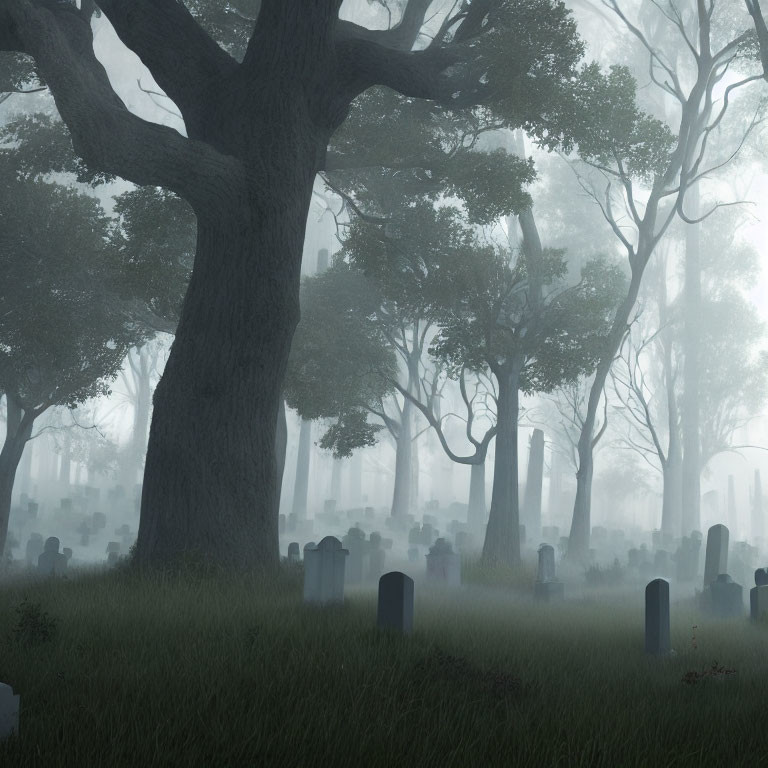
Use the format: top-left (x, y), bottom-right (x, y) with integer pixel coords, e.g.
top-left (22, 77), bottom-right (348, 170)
top-left (24, 534), bottom-right (127, 572)
top-left (646, 567), bottom-right (768, 655)
top-left (301, 536), bottom-right (462, 603)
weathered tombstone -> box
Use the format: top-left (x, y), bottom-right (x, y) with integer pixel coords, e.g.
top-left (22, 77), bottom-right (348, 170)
top-left (62, 547), bottom-right (73, 563)
top-left (25, 533), bottom-right (44, 567)
top-left (645, 579), bottom-right (670, 655)
top-left (287, 542), bottom-right (300, 564)
top-left (303, 536), bottom-right (348, 605)
top-left (703, 524), bottom-right (729, 588)
top-left (342, 527), bottom-right (367, 585)
top-left (534, 544), bottom-right (564, 602)
top-left (750, 569), bottom-right (768, 621)
top-left (287, 512), bottom-right (297, 533)
top-left (408, 526), bottom-right (421, 545)
top-left (710, 574), bottom-right (743, 619)
top-left (0, 683), bottom-right (20, 741)
top-left (37, 537), bottom-right (67, 576)
top-left (420, 523), bottom-right (434, 547)
top-left (425, 538), bottom-right (461, 586)
top-left (377, 572), bottom-right (414, 635)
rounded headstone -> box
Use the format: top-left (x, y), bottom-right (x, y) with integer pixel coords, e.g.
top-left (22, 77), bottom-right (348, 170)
top-left (755, 568), bottom-right (768, 587)
top-left (44, 537), bottom-right (60, 553)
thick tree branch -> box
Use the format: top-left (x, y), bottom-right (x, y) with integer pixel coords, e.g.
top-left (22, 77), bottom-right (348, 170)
top-left (1, 1), bottom-right (246, 217)
top-left (746, 0), bottom-right (768, 80)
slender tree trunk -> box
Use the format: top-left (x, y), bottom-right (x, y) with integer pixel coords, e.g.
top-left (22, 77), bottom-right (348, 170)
top-left (467, 460), bottom-right (487, 529)
top-left (482, 364), bottom-right (521, 567)
top-left (125, 346), bottom-right (152, 488)
top-left (390, 398), bottom-right (413, 518)
top-left (17, 437), bottom-right (32, 497)
top-left (547, 449), bottom-right (563, 524)
top-left (727, 475), bottom-right (737, 539)
top-left (291, 417), bottom-right (312, 520)
top-left (0, 396), bottom-right (35, 556)
top-left (661, 447), bottom-right (682, 537)
top-left (410, 434), bottom-right (420, 513)
top-left (681, 183), bottom-right (701, 535)
top-left (522, 428), bottom-right (544, 545)
top-left (567, 270), bottom-right (645, 563)
top-left (753, 469), bottom-right (763, 543)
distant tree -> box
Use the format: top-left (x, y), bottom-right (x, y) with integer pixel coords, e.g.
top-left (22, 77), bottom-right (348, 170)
top-left (0, 127), bottom-right (145, 556)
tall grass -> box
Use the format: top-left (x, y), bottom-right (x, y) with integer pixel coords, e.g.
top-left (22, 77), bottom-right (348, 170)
top-left (0, 565), bottom-right (767, 767)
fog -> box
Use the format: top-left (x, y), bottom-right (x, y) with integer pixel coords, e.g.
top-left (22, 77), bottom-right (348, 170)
top-left (1, 0), bottom-right (768, 764)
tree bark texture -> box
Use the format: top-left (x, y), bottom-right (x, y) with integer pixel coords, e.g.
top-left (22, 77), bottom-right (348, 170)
top-left (0, 396), bottom-right (35, 557)
top-left (467, 461), bottom-right (487, 529)
top-left (482, 364), bottom-right (521, 567)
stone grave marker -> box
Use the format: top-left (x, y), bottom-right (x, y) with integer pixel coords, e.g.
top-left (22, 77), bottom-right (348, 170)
top-left (303, 536), bottom-right (348, 605)
top-left (342, 527), bottom-right (368, 584)
top-left (645, 578), bottom-right (670, 655)
top-left (377, 572), bottom-right (414, 635)
top-left (750, 569), bottom-right (768, 621)
top-left (534, 544), bottom-right (564, 602)
top-left (704, 524), bottom-right (729, 588)
top-left (425, 538), bottom-right (461, 586)
top-left (38, 537), bottom-right (67, 576)
top-left (710, 573), bottom-right (743, 619)
top-left (287, 542), bottom-right (300, 564)
top-left (0, 683), bottom-right (20, 741)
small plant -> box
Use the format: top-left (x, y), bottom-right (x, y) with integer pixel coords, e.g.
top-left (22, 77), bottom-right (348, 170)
top-left (681, 660), bottom-right (736, 685)
top-left (13, 598), bottom-right (58, 648)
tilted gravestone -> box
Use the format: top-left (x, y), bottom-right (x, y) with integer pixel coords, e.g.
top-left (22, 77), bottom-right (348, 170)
top-left (710, 574), bottom-right (743, 619)
top-left (425, 538), bottom-right (461, 586)
top-left (37, 537), bottom-right (67, 576)
top-left (377, 572), bottom-right (414, 635)
top-left (750, 568), bottom-right (768, 621)
top-left (645, 579), bottom-right (670, 655)
top-left (303, 536), bottom-right (348, 605)
top-left (703, 524), bottom-right (729, 588)
top-left (534, 544), bottom-right (564, 602)
top-left (0, 683), bottom-right (19, 741)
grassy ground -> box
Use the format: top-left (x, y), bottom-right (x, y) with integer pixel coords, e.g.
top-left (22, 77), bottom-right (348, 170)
top-left (0, 563), bottom-right (767, 768)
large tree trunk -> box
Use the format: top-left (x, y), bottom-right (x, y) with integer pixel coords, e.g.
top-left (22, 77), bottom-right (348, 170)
top-left (467, 461), bottom-right (487, 529)
top-left (681, 184), bottom-right (701, 535)
top-left (482, 364), bottom-right (521, 567)
top-left (349, 450), bottom-right (362, 508)
top-left (292, 418), bottom-right (312, 520)
top-left (0, 396), bottom-right (35, 557)
top-left (661, 445), bottom-right (682, 538)
top-left (136, 175), bottom-right (310, 570)
top-left (331, 457), bottom-right (342, 505)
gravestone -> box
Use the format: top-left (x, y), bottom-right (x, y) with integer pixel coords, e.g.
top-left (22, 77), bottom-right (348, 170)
top-left (425, 538), bottom-right (461, 586)
top-left (710, 574), bottom-right (743, 619)
top-left (62, 548), bottom-right (72, 563)
top-left (303, 536), bottom-right (348, 605)
top-left (38, 537), bottom-right (67, 576)
top-left (377, 572), bottom-right (414, 635)
top-left (750, 569), bottom-right (768, 621)
top-left (534, 544), bottom-right (564, 602)
top-left (645, 579), bottom-right (670, 655)
top-left (287, 542), bottom-right (300, 564)
top-left (703, 524), bottom-right (729, 588)
top-left (77, 520), bottom-right (92, 546)
top-left (25, 533), bottom-right (44, 567)
top-left (0, 683), bottom-right (20, 740)
top-left (342, 527), bottom-right (368, 585)
top-left (287, 512), bottom-right (297, 533)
